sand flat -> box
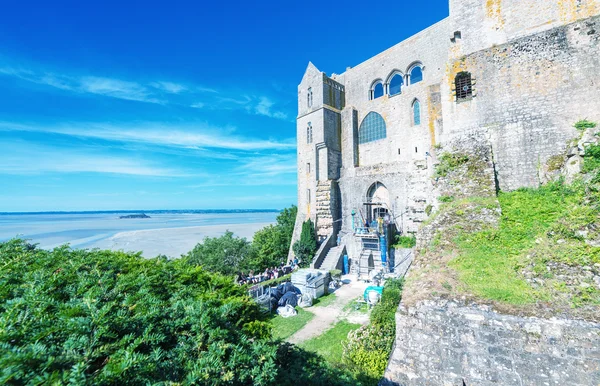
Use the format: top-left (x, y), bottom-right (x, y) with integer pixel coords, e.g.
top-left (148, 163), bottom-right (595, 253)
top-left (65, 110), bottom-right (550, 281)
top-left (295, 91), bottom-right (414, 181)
top-left (87, 222), bottom-right (273, 258)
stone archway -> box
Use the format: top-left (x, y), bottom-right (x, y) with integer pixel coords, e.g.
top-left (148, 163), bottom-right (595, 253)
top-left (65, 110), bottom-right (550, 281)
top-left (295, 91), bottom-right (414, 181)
top-left (365, 182), bottom-right (391, 226)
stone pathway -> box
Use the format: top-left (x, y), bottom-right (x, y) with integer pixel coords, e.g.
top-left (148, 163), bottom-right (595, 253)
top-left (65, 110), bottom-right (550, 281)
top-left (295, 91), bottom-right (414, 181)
top-left (287, 275), bottom-right (369, 344)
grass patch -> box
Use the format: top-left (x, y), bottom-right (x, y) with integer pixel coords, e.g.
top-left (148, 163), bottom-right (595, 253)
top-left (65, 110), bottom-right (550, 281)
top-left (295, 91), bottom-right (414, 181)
top-left (299, 321), bottom-right (361, 365)
top-left (450, 180), bottom-right (600, 305)
top-left (434, 152), bottom-right (469, 178)
top-left (270, 307), bottom-right (314, 340)
top-left (343, 298), bottom-right (369, 314)
top-left (313, 292), bottom-right (338, 307)
top-left (574, 119), bottom-right (597, 131)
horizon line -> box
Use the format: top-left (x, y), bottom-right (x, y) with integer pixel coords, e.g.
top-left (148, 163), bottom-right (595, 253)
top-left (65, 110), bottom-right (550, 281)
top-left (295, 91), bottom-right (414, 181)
top-left (0, 208), bottom-right (282, 215)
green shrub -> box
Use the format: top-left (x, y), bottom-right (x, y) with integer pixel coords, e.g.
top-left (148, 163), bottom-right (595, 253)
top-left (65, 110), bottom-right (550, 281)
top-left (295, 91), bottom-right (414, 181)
top-left (293, 219), bottom-right (317, 267)
top-left (425, 204), bottom-right (433, 216)
top-left (0, 240), bottom-right (357, 385)
top-left (343, 279), bottom-right (403, 384)
top-left (394, 235), bottom-right (416, 249)
top-left (574, 119), bottom-right (597, 131)
top-left (439, 195), bottom-right (455, 203)
top-left (330, 269), bottom-right (342, 279)
top-left (434, 152), bottom-right (470, 178)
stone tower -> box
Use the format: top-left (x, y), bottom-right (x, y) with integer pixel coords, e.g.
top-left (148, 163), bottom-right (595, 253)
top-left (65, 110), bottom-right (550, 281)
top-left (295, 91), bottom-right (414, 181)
top-left (291, 62), bottom-right (345, 251)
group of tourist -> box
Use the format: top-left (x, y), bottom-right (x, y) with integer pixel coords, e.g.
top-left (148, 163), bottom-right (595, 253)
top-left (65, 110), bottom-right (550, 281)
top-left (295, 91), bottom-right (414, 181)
top-left (236, 259), bottom-right (300, 285)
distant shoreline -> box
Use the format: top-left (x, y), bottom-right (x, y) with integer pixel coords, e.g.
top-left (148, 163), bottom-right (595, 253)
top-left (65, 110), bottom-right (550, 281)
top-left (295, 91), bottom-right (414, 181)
top-left (0, 209), bottom-right (280, 215)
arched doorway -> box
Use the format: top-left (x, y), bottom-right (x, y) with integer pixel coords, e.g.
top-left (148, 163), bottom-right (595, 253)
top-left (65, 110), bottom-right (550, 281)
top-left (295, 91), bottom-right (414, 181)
top-left (365, 182), bottom-right (391, 226)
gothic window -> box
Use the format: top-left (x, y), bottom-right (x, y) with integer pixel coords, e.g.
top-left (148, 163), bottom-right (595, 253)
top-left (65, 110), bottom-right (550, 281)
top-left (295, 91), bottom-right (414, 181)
top-left (370, 81), bottom-right (384, 100)
top-left (389, 74), bottom-right (404, 96)
top-left (307, 87), bottom-right (313, 108)
top-left (455, 72), bottom-right (472, 100)
top-left (359, 112), bottom-right (386, 144)
top-left (410, 66), bottom-right (423, 84)
top-left (307, 122), bottom-right (313, 144)
top-left (374, 83), bottom-right (384, 99)
top-left (413, 99), bottom-right (421, 126)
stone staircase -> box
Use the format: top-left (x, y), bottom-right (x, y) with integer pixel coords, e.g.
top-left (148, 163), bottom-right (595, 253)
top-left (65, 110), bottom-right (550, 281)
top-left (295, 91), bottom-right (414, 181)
top-left (316, 245), bottom-right (344, 271)
top-left (358, 249), bottom-right (383, 279)
top-left (315, 181), bottom-right (334, 240)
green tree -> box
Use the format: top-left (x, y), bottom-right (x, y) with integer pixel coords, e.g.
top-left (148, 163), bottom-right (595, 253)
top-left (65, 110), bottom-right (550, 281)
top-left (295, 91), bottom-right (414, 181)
top-left (248, 205), bottom-right (298, 270)
top-left (185, 231), bottom-right (251, 275)
top-left (292, 219), bottom-right (317, 267)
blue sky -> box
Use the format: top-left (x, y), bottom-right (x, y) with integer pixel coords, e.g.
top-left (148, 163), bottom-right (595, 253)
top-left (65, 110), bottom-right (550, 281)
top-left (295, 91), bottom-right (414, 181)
top-left (0, 0), bottom-right (449, 212)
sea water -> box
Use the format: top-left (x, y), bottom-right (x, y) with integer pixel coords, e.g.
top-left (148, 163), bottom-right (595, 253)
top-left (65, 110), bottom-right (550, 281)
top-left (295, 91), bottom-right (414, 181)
top-left (0, 210), bottom-right (278, 257)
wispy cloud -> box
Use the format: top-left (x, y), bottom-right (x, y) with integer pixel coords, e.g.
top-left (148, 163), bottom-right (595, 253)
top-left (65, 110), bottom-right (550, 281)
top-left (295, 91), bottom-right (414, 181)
top-left (254, 96), bottom-right (288, 120)
top-left (0, 62), bottom-right (290, 119)
top-left (0, 67), bottom-right (164, 104)
top-left (150, 81), bottom-right (187, 94)
top-left (0, 121), bottom-right (296, 151)
top-left (0, 142), bottom-right (190, 177)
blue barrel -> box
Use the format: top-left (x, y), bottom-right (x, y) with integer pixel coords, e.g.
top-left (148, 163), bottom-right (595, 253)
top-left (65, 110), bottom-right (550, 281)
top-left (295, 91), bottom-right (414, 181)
top-left (343, 254), bottom-right (349, 275)
top-left (380, 235), bottom-right (387, 265)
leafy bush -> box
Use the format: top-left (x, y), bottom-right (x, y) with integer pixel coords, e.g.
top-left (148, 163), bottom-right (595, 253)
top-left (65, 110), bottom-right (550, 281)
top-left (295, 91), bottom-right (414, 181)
top-left (583, 143), bottom-right (600, 178)
top-left (434, 152), bottom-right (470, 178)
top-left (439, 195), bottom-right (455, 203)
top-left (574, 119), bottom-right (597, 131)
top-left (393, 235), bottom-right (416, 249)
top-left (184, 205), bottom-right (297, 276)
top-left (342, 279), bottom-right (403, 385)
top-left (292, 219), bottom-right (317, 267)
top-left (184, 230), bottom-right (252, 275)
top-left (0, 240), bottom-right (358, 385)
top-left (249, 206), bottom-right (297, 270)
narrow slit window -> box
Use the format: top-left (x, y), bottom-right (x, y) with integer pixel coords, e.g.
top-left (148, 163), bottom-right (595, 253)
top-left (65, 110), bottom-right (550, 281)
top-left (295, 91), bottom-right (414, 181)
top-left (413, 99), bottom-right (421, 126)
top-left (307, 87), bottom-right (313, 108)
top-left (307, 163), bottom-right (311, 173)
top-left (307, 122), bottom-right (313, 144)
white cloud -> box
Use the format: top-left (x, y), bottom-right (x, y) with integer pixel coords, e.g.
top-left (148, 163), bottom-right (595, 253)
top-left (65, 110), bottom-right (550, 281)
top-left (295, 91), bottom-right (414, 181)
top-left (150, 81), bottom-right (187, 94)
top-left (0, 142), bottom-right (188, 177)
top-left (0, 62), bottom-right (291, 119)
top-left (0, 121), bottom-right (296, 151)
top-left (255, 96), bottom-right (288, 120)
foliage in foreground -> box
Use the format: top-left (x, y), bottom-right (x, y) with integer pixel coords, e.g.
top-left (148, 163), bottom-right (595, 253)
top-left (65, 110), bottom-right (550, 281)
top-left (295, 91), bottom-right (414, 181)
top-left (343, 279), bottom-right (404, 384)
top-left (0, 239), bottom-right (358, 385)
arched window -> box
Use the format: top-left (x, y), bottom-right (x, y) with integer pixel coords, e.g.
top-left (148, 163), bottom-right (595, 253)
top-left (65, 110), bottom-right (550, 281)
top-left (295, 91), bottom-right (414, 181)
top-left (412, 99), bottom-right (421, 126)
top-left (455, 72), bottom-right (472, 100)
top-left (389, 74), bottom-right (404, 96)
top-left (359, 112), bottom-right (386, 144)
top-left (370, 81), bottom-right (384, 100)
top-left (307, 87), bottom-right (313, 108)
top-left (373, 82), bottom-right (384, 99)
top-left (307, 122), bottom-right (313, 144)
top-left (410, 66), bottom-right (423, 84)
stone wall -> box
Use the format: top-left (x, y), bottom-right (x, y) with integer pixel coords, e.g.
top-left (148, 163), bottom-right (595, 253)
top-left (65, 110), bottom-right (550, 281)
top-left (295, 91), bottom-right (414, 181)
top-left (383, 300), bottom-right (600, 386)
top-left (441, 15), bottom-right (600, 191)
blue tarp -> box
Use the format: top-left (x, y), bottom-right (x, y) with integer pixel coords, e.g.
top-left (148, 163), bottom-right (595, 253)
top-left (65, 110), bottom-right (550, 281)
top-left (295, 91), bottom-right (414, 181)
top-left (363, 286), bottom-right (384, 301)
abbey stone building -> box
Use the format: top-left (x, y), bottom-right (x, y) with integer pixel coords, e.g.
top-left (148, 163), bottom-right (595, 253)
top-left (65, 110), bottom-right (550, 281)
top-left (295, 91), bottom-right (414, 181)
top-left (291, 0), bottom-right (600, 275)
